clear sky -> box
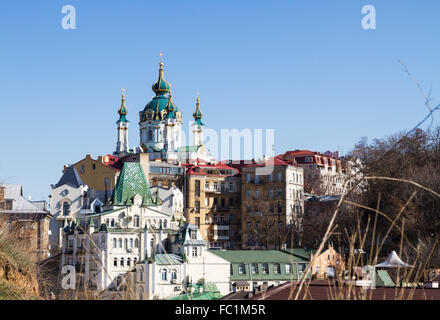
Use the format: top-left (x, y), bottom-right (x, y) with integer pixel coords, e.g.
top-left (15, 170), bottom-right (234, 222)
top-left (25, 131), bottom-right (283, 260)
top-left (1, 0), bottom-right (440, 201)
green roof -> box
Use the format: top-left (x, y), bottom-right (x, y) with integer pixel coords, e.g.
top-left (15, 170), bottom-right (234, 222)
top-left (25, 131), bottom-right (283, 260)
top-left (155, 254), bottom-right (183, 265)
top-left (169, 283), bottom-right (223, 300)
top-left (211, 250), bottom-right (310, 281)
top-left (113, 162), bottom-right (154, 205)
top-left (177, 145), bottom-right (202, 153)
top-left (211, 250), bottom-right (308, 263)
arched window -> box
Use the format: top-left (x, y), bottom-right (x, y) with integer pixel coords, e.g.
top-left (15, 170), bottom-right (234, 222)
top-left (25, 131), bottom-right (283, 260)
top-left (118, 238), bottom-right (122, 248)
top-left (63, 202), bottom-right (70, 216)
top-left (148, 128), bottom-right (153, 141)
top-left (138, 287), bottom-right (144, 300)
top-left (120, 258), bottom-right (124, 267)
top-left (113, 258), bottom-right (117, 266)
top-left (135, 238), bottom-right (139, 248)
top-left (159, 219), bottom-right (163, 228)
top-left (150, 238), bottom-right (154, 249)
top-left (127, 258), bottom-right (131, 267)
top-left (112, 238), bottom-right (117, 248)
top-left (111, 219), bottom-right (115, 227)
top-left (129, 238), bottom-right (134, 248)
top-left (134, 215), bottom-right (140, 228)
top-left (164, 220), bottom-right (168, 229)
top-left (139, 267), bottom-right (144, 282)
top-left (124, 238), bottom-right (128, 249)
top-left (106, 219), bottom-right (110, 226)
top-left (171, 269), bottom-right (177, 280)
top-left (134, 257), bottom-right (138, 265)
top-left (161, 269), bottom-right (168, 281)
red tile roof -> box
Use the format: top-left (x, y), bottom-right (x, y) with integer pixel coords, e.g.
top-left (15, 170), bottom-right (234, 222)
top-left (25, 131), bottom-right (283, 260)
top-left (250, 280), bottom-right (440, 300)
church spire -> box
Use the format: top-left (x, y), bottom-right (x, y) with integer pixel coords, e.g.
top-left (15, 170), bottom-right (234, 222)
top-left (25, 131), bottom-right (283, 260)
top-left (193, 97), bottom-right (204, 125)
top-left (118, 89), bottom-right (129, 123)
top-left (152, 62), bottom-right (171, 95)
top-left (115, 89), bottom-right (130, 156)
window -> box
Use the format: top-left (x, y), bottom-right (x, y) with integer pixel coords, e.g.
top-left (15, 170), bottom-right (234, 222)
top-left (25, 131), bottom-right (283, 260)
top-left (221, 198), bottom-right (225, 208)
top-left (255, 189), bottom-right (259, 199)
top-left (111, 219), bottom-right (115, 227)
top-left (135, 238), bottom-right (139, 248)
top-left (191, 231), bottom-right (197, 240)
top-left (246, 190), bottom-right (250, 198)
top-left (229, 197), bottom-right (233, 206)
top-left (262, 263), bottom-right (269, 274)
top-left (161, 269), bottom-right (167, 281)
top-left (246, 173), bottom-right (251, 183)
top-left (62, 202), bottom-right (70, 216)
top-left (251, 263), bottom-right (258, 274)
top-left (238, 264), bottom-right (246, 274)
top-left (171, 269), bottom-right (177, 280)
top-left (278, 172), bottom-right (282, 182)
top-left (269, 189), bottom-right (273, 198)
top-left (279, 221), bottom-right (283, 229)
top-left (195, 180), bottom-right (200, 197)
top-left (127, 258), bottom-right (131, 266)
top-left (269, 173), bottom-right (273, 182)
top-left (195, 201), bottom-right (200, 213)
top-left (278, 202), bottom-right (282, 214)
top-left (213, 214), bottom-right (218, 222)
top-left (269, 204), bottom-right (274, 213)
top-left (277, 188), bottom-right (282, 198)
top-left (163, 220), bottom-right (167, 228)
top-left (150, 238), bottom-right (154, 249)
top-left (255, 174), bottom-right (259, 184)
top-left (205, 182), bottom-right (209, 189)
top-left (124, 238), bottom-right (128, 249)
top-left (114, 258), bottom-right (118, 267)
top-left (120, 258), bottom-right (124, 267)
top-left (80, 165), bottom-right (85, 173)
top-left (220, 214), bottom-right (225, 223)
top-left (299, 264), bottom-right (306, 272)
top-left (192, 247), bottom-right (198, 257)
top-left (148, 129), bottom-right (153, 141)
top-left (118, 238), bottom-right (122, 248)
top-left (113, 238), bottom-right (117, 248)
top-left (274, 264), bottom-right (281, 274)
top-left (229, 214), bottom-right (234, 223)
top-left (195, 217), bottom-right (200, 227)
top-left (134, 215), bottom-right (140, 228)
top-left (129, 238), bottom-right (133, 248)
top-left (92, 164), bottom-right (96, 170)
top-left (229, 182), bottom-right (234, 192)
top-left (285, 264), bottom-right (291, 274)
top-left (213, 182), bottom-right (218, 191)
top-left (221, 182), bottom-right (225, 192)
top-left (205, 214), bottom-right (209, 223)
top-left (246, 221), bottom-right (251, 229)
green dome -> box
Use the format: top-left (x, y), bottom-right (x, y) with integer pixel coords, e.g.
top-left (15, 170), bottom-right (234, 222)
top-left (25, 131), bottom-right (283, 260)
top-left (142, 63), bottom-right (180, 122)
top-left (152, 62), bottom-right (171, 94)
top-left (143, 95), bottom-right (169, 118)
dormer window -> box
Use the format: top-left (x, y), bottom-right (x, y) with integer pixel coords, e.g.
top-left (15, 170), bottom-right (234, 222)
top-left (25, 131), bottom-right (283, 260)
top-left (190, 230), bottom-right (197, 240)
top-left (192, 247), bottom-right (198, 257)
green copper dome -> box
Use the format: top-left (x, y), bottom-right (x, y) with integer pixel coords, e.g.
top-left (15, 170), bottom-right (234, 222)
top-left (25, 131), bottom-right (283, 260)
top-left (193, 98), bottom-right (204, 125)
top-left (117, 91), bottom-right (129, 123)
top-left (142, 63), bottom-right (180, 122)
top-left (152, 62), bottom-right (171, 94)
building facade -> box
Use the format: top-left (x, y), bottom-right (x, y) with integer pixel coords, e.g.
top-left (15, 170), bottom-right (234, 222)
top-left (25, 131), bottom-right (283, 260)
top-left (185, 163), bottom-right (241, 249)
top-left (0, 184), bottom-right (51, 261)
top-left (240, 157), bottom-right (304, 249)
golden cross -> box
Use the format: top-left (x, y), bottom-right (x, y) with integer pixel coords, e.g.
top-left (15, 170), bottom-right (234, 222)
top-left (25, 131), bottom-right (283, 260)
top-left (160, 52), bottom-right (163, 63)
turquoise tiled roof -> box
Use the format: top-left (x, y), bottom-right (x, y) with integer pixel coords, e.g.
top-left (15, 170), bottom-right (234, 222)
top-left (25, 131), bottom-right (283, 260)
top-left (113, 162), bottom-right (154, 205)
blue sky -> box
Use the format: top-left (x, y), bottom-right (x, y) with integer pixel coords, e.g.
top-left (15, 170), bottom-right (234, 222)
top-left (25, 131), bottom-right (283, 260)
top-left (1, 0), bottom-right (440, 200)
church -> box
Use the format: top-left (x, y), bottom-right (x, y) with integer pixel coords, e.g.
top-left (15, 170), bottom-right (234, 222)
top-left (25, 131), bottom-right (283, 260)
top-left (114, 62), bottom-right (214, 164)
